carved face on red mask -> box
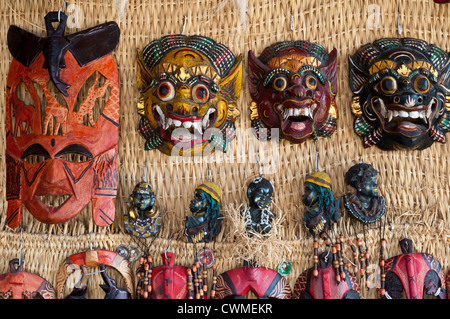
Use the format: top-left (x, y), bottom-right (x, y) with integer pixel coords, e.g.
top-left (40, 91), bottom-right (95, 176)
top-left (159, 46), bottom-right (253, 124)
top-left (248, 41), bottom-right (338, 143)
top-left (6, 12), bottom-right (120, 227)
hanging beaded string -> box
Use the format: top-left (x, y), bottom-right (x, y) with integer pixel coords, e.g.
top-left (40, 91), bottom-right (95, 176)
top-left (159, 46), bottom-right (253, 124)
top-left (378, 214), bottom-right (387, 297)
top-left (313, 235), bottom-right (319, 278)
top-left (362, 224), bottom-right (371, 289)
top-left (331, 227), bottom-right (346, 283)
top-left (346, 237), bottom-right (359, 275)
top-left (134, 235), bottom-right (157, 299)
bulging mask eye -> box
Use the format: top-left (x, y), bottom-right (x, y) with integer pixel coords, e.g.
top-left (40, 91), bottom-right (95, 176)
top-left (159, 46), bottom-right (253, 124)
top-left (305, 75), bottom-right (318, 90)
top-left (380, 76), bottom-right (397, 94)
top-left (414, 75), bottom-right (430, 94)
top-left (192, 83), bottom-right (210, 103)
top-left (273, 77), bottom-right (287, 91)
top-left (156, 81), bottom-right (175, 101)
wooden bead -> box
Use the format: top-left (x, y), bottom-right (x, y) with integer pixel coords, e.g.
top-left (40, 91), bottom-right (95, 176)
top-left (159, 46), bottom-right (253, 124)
top-left (313, 241), bottom-right (319, 249)
top-left (313, 269), bottom-right (319, 277)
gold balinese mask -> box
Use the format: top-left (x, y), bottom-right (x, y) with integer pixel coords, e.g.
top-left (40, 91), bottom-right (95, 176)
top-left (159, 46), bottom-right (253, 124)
top-left (136, 35), bottom-right (242, 156)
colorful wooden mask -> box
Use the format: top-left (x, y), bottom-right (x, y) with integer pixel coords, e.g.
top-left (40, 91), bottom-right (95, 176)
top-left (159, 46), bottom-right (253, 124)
top-left (248, 41), bottom-right (338, 143)
top-left (294, 252), bottom-right (361, 299)
top-left (137, 34), bottom-right (243, 156)
top-left (343, 163), bottom-right (386, 224)
top-left (302, 172), bottom-right (341, 236)
top-left (185, 181), bottom-right (222, 243)
top-left (55, 250), bottom-right (134, 299)
top-left (0, 258), bottom-right (55, 299)
top-left (214, 261), bottom-right (292, 299)
top-left (380, 238), bottom-right (447, 299)
top-left (149, 252), bottom-right (189, 299)
top-left (6, 12), bottom-right (120, 227)
top-left (64, 264), bottom-right (131, 299)
top-left (124, 181), bottom-right (162, 238)
top-left (244, 176), bottom-right (276, 235)
top-left (349, 38), bottom-right (450, 150)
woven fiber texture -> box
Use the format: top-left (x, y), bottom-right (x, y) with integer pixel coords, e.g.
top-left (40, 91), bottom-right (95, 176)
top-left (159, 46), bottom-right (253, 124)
top-left (1, 0), bottom-right (450, 299)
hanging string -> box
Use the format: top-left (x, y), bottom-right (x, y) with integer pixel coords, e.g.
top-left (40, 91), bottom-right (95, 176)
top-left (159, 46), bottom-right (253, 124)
top-left (181, 15), bottom-right (187, 35)
top-left (397, 2), bottom-right (402, 36)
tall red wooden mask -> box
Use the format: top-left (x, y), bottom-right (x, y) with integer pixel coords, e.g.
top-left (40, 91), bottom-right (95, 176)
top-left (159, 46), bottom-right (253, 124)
top-left (5, 12), bottom-right (120, 227)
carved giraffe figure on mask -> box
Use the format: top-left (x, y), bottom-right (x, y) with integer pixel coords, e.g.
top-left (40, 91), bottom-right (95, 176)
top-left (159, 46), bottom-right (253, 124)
top-left (75, 71), bottom-right (111, 126)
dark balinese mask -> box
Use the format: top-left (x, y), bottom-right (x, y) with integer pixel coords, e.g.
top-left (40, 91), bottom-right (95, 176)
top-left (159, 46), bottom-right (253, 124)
top-left (294, 252), bottom-right (361, 299)
top-left (349, 38), bottom-right (450, 150)
top-left (137, 35), bottom-right (243, 156)
top-left (124, 182), bottom-right (162, 238)
top-left (214, 261), bottom-right (292, 299)
top-left (248, 41), bottom-right (338, 143)
top-left (343, 163), bottom-right (386, 224)
top-left (302, 172), bottom-right (341, 236)
top-left (6, 12), bottom-right (120, 227)
top-left (185, 182), bottom-right (222, 243)
top-left (244, 177), bottom-right (276, 235)
top-left (0, 259), bottom-right (55, 299)
top-left (381, 238), bottom-right (447, 299)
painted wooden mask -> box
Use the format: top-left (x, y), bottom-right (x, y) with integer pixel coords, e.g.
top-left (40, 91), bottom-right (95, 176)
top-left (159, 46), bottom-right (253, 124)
top-left (244, 177), bottom-right (276, 235)
top-left (137, 35), bottom-right (243, 156)
top-left (5, 12), bottom-right (120, 227)
top-left (124, 181), bottom-right (162, 238)
top-left (343, 163), bottom-right (386, 224)
top-left (349, 38), bottom-right (450, 150)
top-left (248, 41), bottom-right (338, 143)
top-left (380, 238), bottom-right (447, 299)
top-left (302, 172), bottom-right (341, 236)
top-left (294, 252), bottom-right (361, 299)
top-left (214, 262), bottom-right (292, 299)
top-left (56, 250), bottom-right (134, 299)
top-left (0, 259), bottom-right (55, 299)
top-left (185, 182), bottom-right (222, 243)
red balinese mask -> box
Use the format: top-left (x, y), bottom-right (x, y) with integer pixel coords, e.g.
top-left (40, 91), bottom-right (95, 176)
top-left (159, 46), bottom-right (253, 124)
top-left (6, 12), bottom-right (120, 227)
top-left (380, 238), bottom-right (447, 299)
top-left (248, 41), bottom-right (338, 143)
top-left (214, 262), bottom-right (292, 299)
top-left (294, 252), bottom-right (361, 299)
top-left (0, 258), bottom-right (55, 299)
